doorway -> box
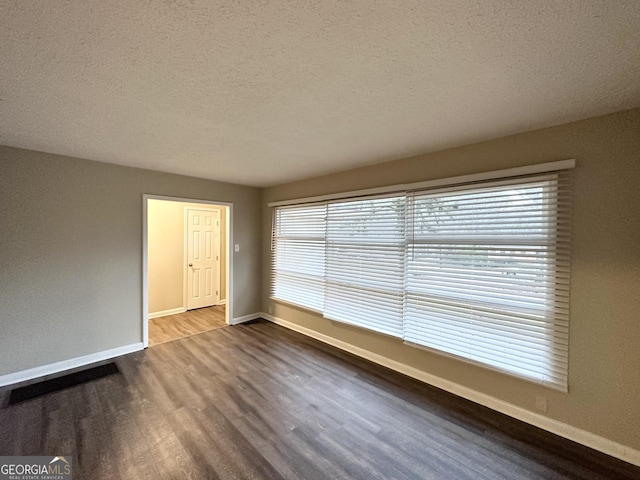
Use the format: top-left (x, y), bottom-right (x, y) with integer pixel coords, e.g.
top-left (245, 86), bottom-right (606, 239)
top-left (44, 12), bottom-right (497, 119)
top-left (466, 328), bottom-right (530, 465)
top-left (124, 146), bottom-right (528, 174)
top-left (142, 195), bottom-right (233, 348)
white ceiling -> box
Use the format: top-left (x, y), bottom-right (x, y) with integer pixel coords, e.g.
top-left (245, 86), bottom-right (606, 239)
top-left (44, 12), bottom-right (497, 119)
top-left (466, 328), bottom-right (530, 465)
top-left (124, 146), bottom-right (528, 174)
top-left (1, 1), bottom-right (639, 187)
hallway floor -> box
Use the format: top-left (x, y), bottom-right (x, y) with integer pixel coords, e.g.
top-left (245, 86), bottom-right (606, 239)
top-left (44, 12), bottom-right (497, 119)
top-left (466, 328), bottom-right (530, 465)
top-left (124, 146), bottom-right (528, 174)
top-left (149, 305), bottom-right (226, 346)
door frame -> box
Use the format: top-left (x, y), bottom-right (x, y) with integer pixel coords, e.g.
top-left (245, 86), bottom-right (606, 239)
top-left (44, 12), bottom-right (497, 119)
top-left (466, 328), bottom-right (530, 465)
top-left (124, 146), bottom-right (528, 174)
top-left (142, 194), bottom-right (233, 348)
top-left (184, 205), bottom-right (222, 311)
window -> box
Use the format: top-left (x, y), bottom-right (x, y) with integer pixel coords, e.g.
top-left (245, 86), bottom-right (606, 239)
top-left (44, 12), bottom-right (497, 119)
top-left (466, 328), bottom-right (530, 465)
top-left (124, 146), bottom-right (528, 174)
top-left (404, 173), bottom-right (571, 389)
top-left (324, 195), bottom-right (406, 337)
top-left (270, 165), bottom-right (572, 390)
top-left (271, 203), bottom-right (326, 312)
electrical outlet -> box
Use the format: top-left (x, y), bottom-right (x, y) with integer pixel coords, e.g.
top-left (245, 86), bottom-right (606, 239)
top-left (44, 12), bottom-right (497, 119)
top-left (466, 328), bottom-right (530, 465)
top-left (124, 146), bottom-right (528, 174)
top-left (234, 244), bottom-right (240, 252)
top-left (535, 395), bottom-right (548, 413)
top-left (268, 305), bottom-right (273, 314)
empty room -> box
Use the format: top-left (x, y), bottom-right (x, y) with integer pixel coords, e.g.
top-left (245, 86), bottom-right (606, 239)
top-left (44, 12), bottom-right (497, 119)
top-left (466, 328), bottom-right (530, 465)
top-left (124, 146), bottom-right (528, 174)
top-left (1, 2), bottom-right (640, 479)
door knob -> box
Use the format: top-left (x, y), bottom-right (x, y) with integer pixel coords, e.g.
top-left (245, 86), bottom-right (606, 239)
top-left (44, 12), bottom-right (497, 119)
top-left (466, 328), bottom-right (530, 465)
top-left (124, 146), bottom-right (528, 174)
top-left (188, 263), bottom-right (193, 267)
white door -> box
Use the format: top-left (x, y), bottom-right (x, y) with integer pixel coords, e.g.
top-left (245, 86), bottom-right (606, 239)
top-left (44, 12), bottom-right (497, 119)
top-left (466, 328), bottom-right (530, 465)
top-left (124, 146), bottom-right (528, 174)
top-left (187, 209), bottom-right (220, 310)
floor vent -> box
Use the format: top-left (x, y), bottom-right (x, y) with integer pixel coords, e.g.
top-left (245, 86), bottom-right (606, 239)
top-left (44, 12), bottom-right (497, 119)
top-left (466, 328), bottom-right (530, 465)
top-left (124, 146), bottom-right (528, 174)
top-left (8, 363), bottom-right (120, 405)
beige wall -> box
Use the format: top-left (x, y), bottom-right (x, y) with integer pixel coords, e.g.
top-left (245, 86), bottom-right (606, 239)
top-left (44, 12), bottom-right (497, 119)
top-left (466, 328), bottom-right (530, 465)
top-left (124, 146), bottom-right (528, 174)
top-left (0, 146), bottom-right (262, 376)
top-left (148, 200), bottom-right (184, 313)
top-left (262, 108), bottom-right (640, 451)
top-left (148, 200), bottom-right (227, 314)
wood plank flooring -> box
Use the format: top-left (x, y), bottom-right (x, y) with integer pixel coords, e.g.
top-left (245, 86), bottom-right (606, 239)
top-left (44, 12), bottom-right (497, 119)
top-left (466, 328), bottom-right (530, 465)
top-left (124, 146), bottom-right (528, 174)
top-left (1, 319), bottom-right (639, 479)
top-left (149, 305), bottom-right (226, 346)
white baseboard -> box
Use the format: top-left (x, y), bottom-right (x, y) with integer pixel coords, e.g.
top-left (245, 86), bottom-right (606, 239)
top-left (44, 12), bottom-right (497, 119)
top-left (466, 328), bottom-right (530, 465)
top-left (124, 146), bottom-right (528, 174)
top-left (262, 313), bottom-right (640, 467)
top-left (230, 312), bottom-right (263, 325)
top-left (0, 342), bottom-right (145, 387)
top-left (219, 299), bottom-right (227, 305)
top-left (148, 307), bottom-right (186, 319)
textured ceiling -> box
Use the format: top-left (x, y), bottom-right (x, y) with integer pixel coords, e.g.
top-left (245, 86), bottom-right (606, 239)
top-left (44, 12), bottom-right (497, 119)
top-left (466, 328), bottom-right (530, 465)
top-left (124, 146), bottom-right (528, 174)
top-left (1, 1), bottom-right (639, 187)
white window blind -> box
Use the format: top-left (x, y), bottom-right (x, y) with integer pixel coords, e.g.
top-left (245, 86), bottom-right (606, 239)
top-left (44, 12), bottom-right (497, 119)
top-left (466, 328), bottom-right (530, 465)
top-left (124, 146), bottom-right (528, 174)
top-left (271, 203), bottom-right (326, 312)
top-left (324, 195), bottom-right (406, 337)
top-left (270, 163), bottom-right (573, 390)
top-left (404, 172), bottom-right (572, 390)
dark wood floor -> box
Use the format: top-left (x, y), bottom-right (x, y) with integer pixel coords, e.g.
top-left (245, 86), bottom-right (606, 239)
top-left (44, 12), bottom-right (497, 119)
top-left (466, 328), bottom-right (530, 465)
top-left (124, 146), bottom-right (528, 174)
top-left (1, 320), bottom-right (638, 479)
top-left (149, 305), bottom-right (226, 346)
